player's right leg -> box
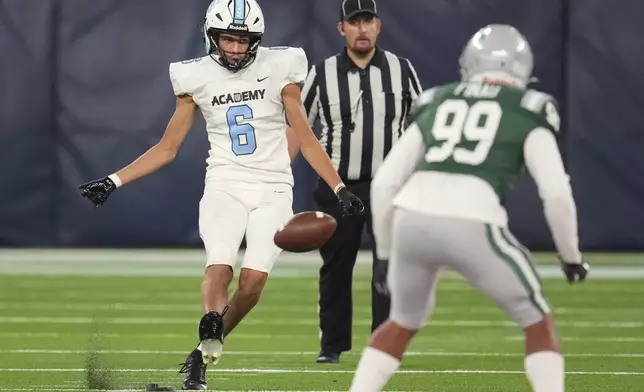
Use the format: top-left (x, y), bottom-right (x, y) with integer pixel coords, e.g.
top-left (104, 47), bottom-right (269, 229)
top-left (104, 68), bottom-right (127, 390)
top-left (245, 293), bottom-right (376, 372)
top-left (452, 222), bottom-right (563, 392)
top-left (350, 208), bottom-right (441, 392)
top-left (179, 187), bottom-right (248, 390)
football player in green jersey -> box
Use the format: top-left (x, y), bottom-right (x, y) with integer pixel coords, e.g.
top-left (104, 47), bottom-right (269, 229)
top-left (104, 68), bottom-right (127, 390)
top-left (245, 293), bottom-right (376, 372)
top-left (349, 24), bottom-right (589, 392)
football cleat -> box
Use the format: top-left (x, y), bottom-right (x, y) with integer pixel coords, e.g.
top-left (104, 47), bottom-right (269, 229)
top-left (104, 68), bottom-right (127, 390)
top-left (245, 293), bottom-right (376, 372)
top-left (146, 383), bottom-right (176, 391)
top-left (178, 348), bottom-right (207, 390)
top-left (198, 310), bottom-right (225, 365)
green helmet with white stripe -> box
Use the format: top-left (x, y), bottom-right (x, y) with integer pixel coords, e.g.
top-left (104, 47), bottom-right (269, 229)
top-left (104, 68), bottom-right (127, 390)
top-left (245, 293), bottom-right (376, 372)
top-left (459, 24), bottom-right (534, 88)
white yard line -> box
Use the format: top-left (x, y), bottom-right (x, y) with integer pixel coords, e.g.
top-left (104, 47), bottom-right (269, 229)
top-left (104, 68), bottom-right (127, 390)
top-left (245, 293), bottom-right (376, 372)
top-left (0, 390), bottom-right (416, 392)
top-left (2, 349), bottom-right (644, 358)
top-left (503, 336), bottom-right (644, 342)
top-left (0, 302), bottom-right (641, 316)
top-left (1, 249), bottom-right (643, 278)
top-left (0, 384), bottom-right (422, 392)
top-left (0, 368), bottom-right (642, 376)
top-left (2, 332), bottom-right (643, 343)
top-left (0, 390), bottom-right (141, 392)
top-left (0, 316), bottom-right (641, 328)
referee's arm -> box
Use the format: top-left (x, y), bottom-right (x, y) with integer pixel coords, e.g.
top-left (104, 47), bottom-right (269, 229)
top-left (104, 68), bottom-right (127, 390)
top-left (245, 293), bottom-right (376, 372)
top-left (403, 59), bottom-right (423, 129)
top-left (301, 65), bottom-right (320, 124)
top-left (406, 59), bottom-right (423, 100)
top-left (287, 66), bottom-right (320, 158)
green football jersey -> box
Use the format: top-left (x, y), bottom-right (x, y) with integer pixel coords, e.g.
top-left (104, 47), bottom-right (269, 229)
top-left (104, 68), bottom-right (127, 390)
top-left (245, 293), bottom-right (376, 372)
top-left (410, 82), bottom-right (561, 200)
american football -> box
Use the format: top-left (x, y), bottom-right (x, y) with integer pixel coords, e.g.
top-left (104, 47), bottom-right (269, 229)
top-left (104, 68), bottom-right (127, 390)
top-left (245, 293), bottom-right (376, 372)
top-left (274, 211), bottom-right (337, 253)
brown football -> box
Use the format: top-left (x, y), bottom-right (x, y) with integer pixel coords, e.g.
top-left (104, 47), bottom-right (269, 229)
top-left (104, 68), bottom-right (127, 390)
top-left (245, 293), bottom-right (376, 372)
top-left (274, 211), bottom-right (337, 253)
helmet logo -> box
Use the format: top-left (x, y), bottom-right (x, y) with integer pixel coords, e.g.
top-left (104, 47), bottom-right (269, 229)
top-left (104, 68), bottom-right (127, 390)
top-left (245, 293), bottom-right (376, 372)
top-left (227, 24), bottom-right (249, 32)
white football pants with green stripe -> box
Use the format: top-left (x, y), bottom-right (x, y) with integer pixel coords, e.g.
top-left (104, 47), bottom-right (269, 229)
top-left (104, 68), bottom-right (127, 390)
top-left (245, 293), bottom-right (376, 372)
top-left (388, 209), bottom-right (551, 330)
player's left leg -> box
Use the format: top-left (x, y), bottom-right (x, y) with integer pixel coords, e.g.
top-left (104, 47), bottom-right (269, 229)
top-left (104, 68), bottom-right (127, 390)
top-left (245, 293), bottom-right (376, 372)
top-left (222, 187), bottom-right (293, 336)
top-left (221, 267), bottom-right (267, 335)
top-left (455, 224), bottom-right (563, 392)
top-left (350, 209), bottom-right (441, 392)
top-left (497, 228), bottom-right (563, 392)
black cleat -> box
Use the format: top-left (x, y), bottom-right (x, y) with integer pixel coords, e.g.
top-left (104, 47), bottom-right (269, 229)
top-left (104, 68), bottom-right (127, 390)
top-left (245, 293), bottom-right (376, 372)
top-left (178, 349), bottom-right (207, 390)
top-left (199, 310), bottom-right (225, 342)
top-left (146, 383), bottom-right (176, 391)
top-left (316, 351), bottom-right (340, 364)
top-left (198, 310), bottom-right (225, 365)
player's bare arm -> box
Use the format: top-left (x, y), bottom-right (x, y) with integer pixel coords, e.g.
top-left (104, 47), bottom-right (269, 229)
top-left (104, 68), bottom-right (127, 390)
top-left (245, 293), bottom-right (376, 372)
top-left (285, 125), bottom-right (301, 161)
top-left (282, 83), bottom-right (364, 215)
top-left (115, 95), bottom-right (196, 185)
top-left (79, 95), bottom-right (197, 207)
top-left (282, 83), bottom-right (341, 188)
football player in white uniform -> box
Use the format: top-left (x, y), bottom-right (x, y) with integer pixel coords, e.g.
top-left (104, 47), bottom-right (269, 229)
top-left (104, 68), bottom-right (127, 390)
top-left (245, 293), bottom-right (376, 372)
top-left (79, 0), bottom-right (364, 389)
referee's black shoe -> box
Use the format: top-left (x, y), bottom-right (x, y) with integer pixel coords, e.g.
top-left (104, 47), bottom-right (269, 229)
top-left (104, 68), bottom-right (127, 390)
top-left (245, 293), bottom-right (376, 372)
top-left (316, 351), bottom-right (340, 364)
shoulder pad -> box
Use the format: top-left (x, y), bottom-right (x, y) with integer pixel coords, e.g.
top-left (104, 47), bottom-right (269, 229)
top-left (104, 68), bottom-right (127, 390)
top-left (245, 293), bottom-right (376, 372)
top-left (265, 47), bottom-right (308, 90)
top-left (521, 89), bottom-right (560, 132)
top-left (262, 46), bottom-right (306, 64)
top-left (180, 57), bottom-right (205, 65)
top-left (169, 56), bottom-right (208, 97)
top-left (520, 89), bottom-right (555, 113)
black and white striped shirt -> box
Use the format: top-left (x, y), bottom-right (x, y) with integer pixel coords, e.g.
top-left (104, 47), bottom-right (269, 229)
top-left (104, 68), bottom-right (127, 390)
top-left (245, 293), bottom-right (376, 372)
top-left (301, 47), bottom-right (422, 182)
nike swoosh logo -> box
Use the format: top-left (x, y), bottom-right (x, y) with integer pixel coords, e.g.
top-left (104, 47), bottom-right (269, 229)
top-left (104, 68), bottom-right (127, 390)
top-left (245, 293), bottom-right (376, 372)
top-left (257, 77), bottom-right (269, 82)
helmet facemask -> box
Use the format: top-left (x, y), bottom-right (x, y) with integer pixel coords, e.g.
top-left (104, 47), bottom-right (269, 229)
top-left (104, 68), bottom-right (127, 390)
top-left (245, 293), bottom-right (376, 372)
top-left (205, 27), bottom-right (262, 72)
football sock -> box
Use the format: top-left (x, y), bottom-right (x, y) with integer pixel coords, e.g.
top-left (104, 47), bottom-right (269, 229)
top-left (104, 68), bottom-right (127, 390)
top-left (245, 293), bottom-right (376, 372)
top-left (525, 351), bottom-right (564, 392)
top-left (349, 347), bottom-right (400, 391)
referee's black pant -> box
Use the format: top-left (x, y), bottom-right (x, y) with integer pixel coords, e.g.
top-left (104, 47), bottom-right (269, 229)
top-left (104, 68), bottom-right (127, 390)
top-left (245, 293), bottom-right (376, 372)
top-left (313, 179), bottom-right (391, 354)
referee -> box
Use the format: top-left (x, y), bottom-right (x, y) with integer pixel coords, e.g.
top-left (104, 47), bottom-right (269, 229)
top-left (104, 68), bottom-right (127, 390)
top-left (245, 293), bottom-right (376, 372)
top-left (301, 0), bottom-right (422, 364)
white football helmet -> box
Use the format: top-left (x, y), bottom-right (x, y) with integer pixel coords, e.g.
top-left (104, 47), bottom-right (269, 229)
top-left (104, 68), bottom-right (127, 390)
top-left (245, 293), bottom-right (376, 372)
top-left (203, 0), bottom-right (265, 71)
top-left (459, 24), bottom-right (534, 86)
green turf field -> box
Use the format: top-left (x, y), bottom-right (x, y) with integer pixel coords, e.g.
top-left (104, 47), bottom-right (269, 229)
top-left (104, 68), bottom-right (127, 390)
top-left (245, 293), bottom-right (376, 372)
top-left (0, 250), bottom-right (642, 391)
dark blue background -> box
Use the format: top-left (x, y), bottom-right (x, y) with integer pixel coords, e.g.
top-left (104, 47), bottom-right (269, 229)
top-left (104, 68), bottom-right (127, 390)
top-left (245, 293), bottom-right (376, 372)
top-left (1, 0), bottom-right (642, 250)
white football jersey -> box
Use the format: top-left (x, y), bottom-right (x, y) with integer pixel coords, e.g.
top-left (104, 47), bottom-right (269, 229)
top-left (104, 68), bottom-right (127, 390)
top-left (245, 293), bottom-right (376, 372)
top-left (169, 47), bottom-right (308, 186)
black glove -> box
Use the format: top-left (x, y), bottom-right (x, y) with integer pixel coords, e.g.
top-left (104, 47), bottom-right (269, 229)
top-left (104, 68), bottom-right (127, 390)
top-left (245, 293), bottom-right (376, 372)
top-left (336, 186), bottom-right (365, 218)
top-left (79, 176), bottom-right (117, 208)
top-left (373, 259), bottom-right (389, 296)
top-left (559, 257), bottom-right (590, 283)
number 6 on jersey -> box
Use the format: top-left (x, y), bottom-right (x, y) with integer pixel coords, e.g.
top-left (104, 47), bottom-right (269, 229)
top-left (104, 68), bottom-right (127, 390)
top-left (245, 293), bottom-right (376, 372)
top-left (227, 105), bottom-right (257, 156)
top-left (426, 99), bottom-right (502, 166)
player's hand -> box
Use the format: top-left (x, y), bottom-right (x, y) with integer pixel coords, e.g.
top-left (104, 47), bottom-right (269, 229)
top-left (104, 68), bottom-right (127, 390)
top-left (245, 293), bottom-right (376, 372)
top-left (559, 257), bottom-right (590, 283)
top-left (336, 187), bottom-right (364, 218)
top-left (79, 176), bottom-right (117, 208)
top-left (373, 259), bottom-right (390, 296)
